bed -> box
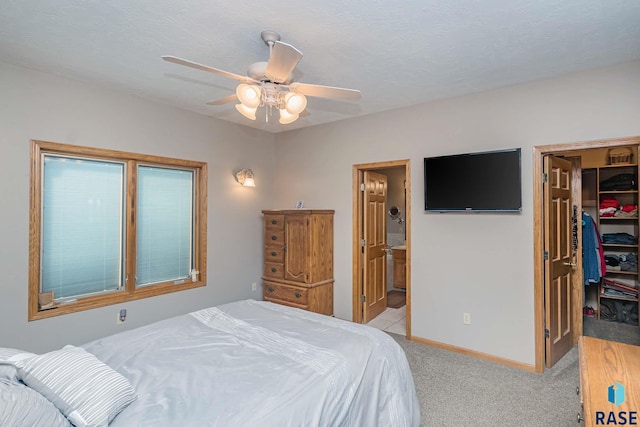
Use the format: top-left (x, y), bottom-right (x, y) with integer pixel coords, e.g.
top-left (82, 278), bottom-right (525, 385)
top-left (2, 299), bottom-right (420, 426)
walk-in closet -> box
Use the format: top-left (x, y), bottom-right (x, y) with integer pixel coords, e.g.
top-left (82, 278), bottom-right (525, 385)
top-left (572, 146), bottom-right (639, 344)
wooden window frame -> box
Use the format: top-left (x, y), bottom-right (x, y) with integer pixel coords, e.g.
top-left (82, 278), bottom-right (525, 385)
top-left (29, 140), bottom-right (208, 320)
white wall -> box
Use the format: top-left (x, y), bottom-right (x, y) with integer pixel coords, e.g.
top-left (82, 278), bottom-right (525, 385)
top-left (273, 60), bottom-right (640, 365)
top-left (3, 59), bottom-right (639, 365)
top-left (0, 61), bottom-right (275, 353)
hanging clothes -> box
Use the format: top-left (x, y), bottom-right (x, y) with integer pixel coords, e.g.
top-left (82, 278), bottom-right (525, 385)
top-left (582, 212), bottom-right (605, 284)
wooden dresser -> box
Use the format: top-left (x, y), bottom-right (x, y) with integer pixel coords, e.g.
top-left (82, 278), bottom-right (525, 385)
top-left (578, 336), bottom-right (640, 426)
top-left (262, 209), bottom-right (334, 315)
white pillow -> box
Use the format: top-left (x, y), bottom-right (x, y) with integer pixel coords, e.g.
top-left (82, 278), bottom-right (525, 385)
top-left (15, 345), bottom-right (136, 427)
top-left (0, 347), bottom-right (36, 382)
top-left (0, 378), bottom-right (71, 427)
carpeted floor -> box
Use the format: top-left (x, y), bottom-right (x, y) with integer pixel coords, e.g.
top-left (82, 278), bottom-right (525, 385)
top-left (389, 333), bottom-right (580, 426)
top-left (583, 316), bottom-right (640, 345)
top-left (387, 290), bottom-right (406, 308)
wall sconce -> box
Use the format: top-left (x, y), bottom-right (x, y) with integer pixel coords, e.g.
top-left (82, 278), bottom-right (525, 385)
top-left (235, 169), bottom-right (256, 187)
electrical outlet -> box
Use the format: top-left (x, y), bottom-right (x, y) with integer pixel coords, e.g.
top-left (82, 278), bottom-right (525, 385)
top-left (463, 312), bottom-right (471, 325)
top-left (251, 282), bottom-right (257, 291)
top-left (117, 309), bottom-right (127, 324)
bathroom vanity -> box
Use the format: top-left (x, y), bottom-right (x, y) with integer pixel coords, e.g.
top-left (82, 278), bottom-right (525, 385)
top-left (391, 246), bottom-right (406, 289)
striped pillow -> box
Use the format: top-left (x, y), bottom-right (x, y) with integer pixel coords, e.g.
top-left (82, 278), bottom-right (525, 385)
top-left (15, 345), bottom-right (136, 427)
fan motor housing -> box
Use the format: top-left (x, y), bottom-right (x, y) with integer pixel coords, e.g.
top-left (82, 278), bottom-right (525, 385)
top-left (247, 61), bottom-right (268, 81)
top-left (247, 61), bottom-right (292, 83)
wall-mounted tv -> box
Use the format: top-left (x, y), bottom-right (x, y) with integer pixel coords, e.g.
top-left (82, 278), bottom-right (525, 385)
top-left (424, 148), bottom-right (522, 212)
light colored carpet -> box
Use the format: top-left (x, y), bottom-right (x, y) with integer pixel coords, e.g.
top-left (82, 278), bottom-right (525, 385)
top-left (389, 333), bottom-right (580, 427)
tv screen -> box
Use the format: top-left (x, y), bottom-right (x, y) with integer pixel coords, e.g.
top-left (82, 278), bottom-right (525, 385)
top-left (424, 148), bottom-right (522, 212)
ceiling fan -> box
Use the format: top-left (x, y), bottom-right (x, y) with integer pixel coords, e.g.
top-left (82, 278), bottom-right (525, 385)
top-left (162, 30), bottom-right (361, 124)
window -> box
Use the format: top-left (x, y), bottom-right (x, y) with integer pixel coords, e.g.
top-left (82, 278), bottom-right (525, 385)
top-left (29, 140), bottom-right (207, 320)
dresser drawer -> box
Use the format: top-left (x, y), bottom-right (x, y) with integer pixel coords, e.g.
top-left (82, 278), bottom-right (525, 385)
top-left (264, 230), bottom-right (285, 247)
top-left (264, 262), bottom-right (285, 279)
top-left (263, 281), bottom-right (308, 306)
top-left (264, 215), bottom-right (285, 230)
top-left (264, 246), bottom-right (285, 263)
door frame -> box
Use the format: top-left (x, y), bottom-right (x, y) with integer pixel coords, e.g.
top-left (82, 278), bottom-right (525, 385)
top-left (352, 159), bottom-right (411, 336)
top-left (533, 136), bottom-right (639, 372)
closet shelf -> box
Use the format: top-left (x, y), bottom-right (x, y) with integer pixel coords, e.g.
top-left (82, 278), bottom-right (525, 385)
top-left (599, 190), bottom-right (638, 194)
top-left (585, 157), bottom-right (640, 324)
top-left (598, 163), bottom-right (638, 169)
top-left (602, 243), bottom-right (638, 248)
top-left (599, 216), bottom-right (639, 220)
top-left (599, 293), bottom-right (638, 303)
top-left (605, 270), bottom-right (638, 276)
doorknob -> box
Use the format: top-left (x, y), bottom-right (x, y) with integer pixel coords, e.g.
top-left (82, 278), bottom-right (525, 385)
top-left (563, 262), bottom-right (576, 267)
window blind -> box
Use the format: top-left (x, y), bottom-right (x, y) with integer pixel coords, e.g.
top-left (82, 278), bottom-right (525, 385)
top-left (41, 156), bottom-right (125, 299)
top-left (136, 166), bottom-right (193, 286)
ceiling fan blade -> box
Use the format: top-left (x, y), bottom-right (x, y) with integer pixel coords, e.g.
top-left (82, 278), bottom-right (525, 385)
top-left (206, 94), bottom-right (238, 105)
top-left (290, 82), bottom-right (361, 100)
top-left (162, 56), bottom-right (258, 84)
top-left (265, 41), bottom-right (303, 84)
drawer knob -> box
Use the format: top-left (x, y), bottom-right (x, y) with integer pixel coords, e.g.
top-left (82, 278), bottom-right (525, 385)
top-left (295, 292), bottom-right (302, 298)
top-left (271, 267), bottom-right (277, 273)
top-left (271, 251), bottom-right (277, 256)
top-left (271, 235), bottom-right (277, 241)
top-left (268, 286), bottom-right (274, 293)
top-left (271, 219), bottom-right (278, 225)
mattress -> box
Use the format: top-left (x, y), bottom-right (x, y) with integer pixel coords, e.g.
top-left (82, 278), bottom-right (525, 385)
top-left (82, 299), bottom-right (420, 426)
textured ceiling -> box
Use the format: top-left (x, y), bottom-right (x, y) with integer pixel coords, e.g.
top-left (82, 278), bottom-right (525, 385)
top-left (1, 1), bottom-right (639, 133)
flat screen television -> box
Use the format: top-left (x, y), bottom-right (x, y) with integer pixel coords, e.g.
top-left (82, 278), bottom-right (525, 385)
top-left (424, 148), bottom-right (522, 212)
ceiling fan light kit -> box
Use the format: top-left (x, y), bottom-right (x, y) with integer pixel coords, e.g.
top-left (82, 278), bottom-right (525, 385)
top-left (236, 84), bottom-right (261, 108)
top-left (162, 30), bottom-right (361, 126)
top-left (235, 103), bottom-right (257, 120)
top-left (284, 92), bottom-right (307, 114)
top-left (278, 109), bottom-right (299, 125)
top-left (236, 82), bottom-right (308, 123)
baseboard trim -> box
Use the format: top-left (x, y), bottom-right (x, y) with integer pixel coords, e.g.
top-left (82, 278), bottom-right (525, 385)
top-left (408, 335), bottom-right (537, 373)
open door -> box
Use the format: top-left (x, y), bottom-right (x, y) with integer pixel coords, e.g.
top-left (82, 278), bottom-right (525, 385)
top-left (362, 171), bottom-right (388, 322)
top-left (544, 155), bottom-right (575, 367)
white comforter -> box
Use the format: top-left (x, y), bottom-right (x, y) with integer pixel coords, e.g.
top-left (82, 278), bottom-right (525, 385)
top-left (82, 300), bottom-right (420, 426)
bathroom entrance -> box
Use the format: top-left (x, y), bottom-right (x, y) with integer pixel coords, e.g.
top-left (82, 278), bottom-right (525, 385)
top-left (379, 166), bottom-right (408, 308)
top-left (352, 159), bottom-right (411, 337)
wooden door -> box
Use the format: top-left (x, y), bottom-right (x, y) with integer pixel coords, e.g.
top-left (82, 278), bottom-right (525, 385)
top-left (544, 155), bottom-right (575, 368)
top-left (284, 215), bottom-right (309, 283)
top-left (363, 171), bottom-right (388, 322)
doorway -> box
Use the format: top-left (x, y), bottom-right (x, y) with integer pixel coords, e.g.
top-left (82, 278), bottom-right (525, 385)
top-left (352, 159), bottom-right (411, 337)
top-left (533, 136), bottom-right (640, 372)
